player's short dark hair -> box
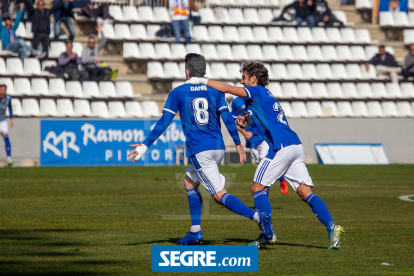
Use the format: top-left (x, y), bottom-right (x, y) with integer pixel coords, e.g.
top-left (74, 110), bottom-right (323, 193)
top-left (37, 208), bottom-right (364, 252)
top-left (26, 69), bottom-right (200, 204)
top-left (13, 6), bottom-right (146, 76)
top-left (0, 84), bottom-right (7, 89)
top-left (379, 45), bottom-right (385, 49)
top-left (240, 61), bottom-right (269, 86)
top-left (4, 17), bottom-right (11, 22)
top-left (185, 53), bottom-right (206, 78)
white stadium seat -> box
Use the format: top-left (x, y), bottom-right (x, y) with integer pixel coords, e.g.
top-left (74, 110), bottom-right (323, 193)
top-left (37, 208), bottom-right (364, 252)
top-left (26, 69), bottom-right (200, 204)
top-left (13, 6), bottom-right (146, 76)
top-left (346, 64), bottom-right (363, 80)
top-left (307, 46), bottom-right (323, 61)
top-left (82, 81), bottom-right (100, 98)
top-left (321, 101), bottom-right (338, 117)
top-left (277, 45), bottom-right (293, 61)
top-left (192, 25), bottom-right (210, 42)
top-left (243, 8), bottom-right (260, 24)
top-left (280, 102), bottom-right (293, 118)
top-left (147, 61), bottom-right (164, 79)
top-left (74, 99), bottom-right (92, 117)
top-left (312, 28), bottom-right (328, 43)
top-left (297, 27), bottom-right (313, 42)
top-left (287, 64), bottom-right (303, 80)
top-left (22, 98), bottom-right (40, 116)
top-left (351, 46), bottom-right (366, 61)
top-left (292, 46), bottom-right (308, 61)
top-left (24, 58), bottom-right (44, 75)
top-left (337, 101), bottom-right (353, 117)
top-left (267, 82), bottom-right (283, 98)
top-left (331, 64), bottom-right (348, 80)
top-left (115, 24), bottom-right (131, 39)
top-left (381, 101), bottom-right (399, 117)
top-left (400, 82), bottom-right (414, 98)
top-left (31, 78), bottom-right (49, 96)
top-left (155, 43), bottom-right (172, 59)
top-left (262, 45), bottom-right (279, 61)
top-left (202, 44), bottom-right (218, 60)
top-left (49, 78), bottom-right (65, 96)
top-left (396, 102), bottom-right (413, 117)
top-left (404, 29), bottom-right (414, 46)
top-left (99, 81), bottom-right (117, 98)
top-left (271, 64), bottom-right (288, 80)
top-left (102, 23), bottom-right (116, 39)
top-left (253, 27), bottom-right (269, 42)
top-left (211, 63), bottom-right (229, 79)
top-left (386, 83), bottom-right (402, 98)
top-left (352, 101), bottom-right (369, 117)
top-left (66, 81), bottom-right (84, 98)
top-left (282, 82), bottom-right (298, 98)
top-left (163, 62), bottom-right (181, 79)
top-left (138, 6), bottom-right (155, 22)
top-left (258, 9), bottom-right (273, 23)
top-left (154, 7), bottom-right (170, 22)
top-left (116, 81), bottom-right (136, 98)
top-left (40, 99), bottom-right (58, 117)
top-left (130, 24), bottom-right (147, 40)
top-left (123, 42), bottom-right (140, 59)
top-left (312, 83), bottom-right (329, 98)
top-left (208, 26), bottom-right (224, 42)
top-left (341, 28), bottom-right (357, 44)
top-left (379, 12), bottom-right (395, 26)
top-left (49, 41), bottom-right (66, 58)
top-left (247, 45), bottom-right (264, 60)
top-left (226, 63), bottom-right (242, 79)
top-left (56, 99), bottom-right (76, 117)
top-left (336, 45), bottom-right (353, 61)
top-left (228, 8), bottom-right (244, 24)
top-left (14, 78), bottom-right (31, 95)
top-left (125, 101), bottom-right (143, 118)
top-left (326, 28), bottom-right (342, 43)
top-left (123, 6), bottom-right (139, 22)
top-left (217, 44), bottom-right (234, 61)
top-left (223, 26), bottom-right (240, 42)
top-left (7, 58), bottom-right (25, 75)
top-left (291, 101), bottom-right (308, 118)
top-left (109, 5), bottom-right (123, 21)
top-left (371, 83), bottom-right (387, 99)
top-left (186, 44), bottom-right (202, 55)
top-left (366, 101), bottom-right (383, 117)
top-left (355, 28), bottom-right (372, 44)
top-left (322, 45), bottom-right (338, 61)
top-left (91, 101), bottom-right (110, 118)
top-left (332, 10), bottom-right (348, 25)
top-left (232, 45), bottom-right (248, 61)
top-left (72, 42), bottom-right (83, 57)
top-left (142, 100), bottom-right (160, 117)
top-left (283, 27), bottom-right (298, 43)
top-left (327, 82), bottom-right (343, 98)
top-left (108, 101), bottom-right (127, 118)
top-left (10, 98), bottom-right (22, 116)
top-left (238, 26), bottom-right (255, 42)
top-left (268, 27), bottom-right (284, 43)
top-left (199, 8), bottom-right (216, 24)
top-left (297, 83), bottom-right (313, 98)
top-left (171, 44), bottom-right (187, 59)
top-left (342, 83), bottom-right (358, 98)
top-left (356, 83), bottom-right (373, 98)
top-left (394, 11), bottom-right (409, 27)
top-left (306, 101), bottom-right (323, 117)
top-left (146, 24), bottom-right (162, 39)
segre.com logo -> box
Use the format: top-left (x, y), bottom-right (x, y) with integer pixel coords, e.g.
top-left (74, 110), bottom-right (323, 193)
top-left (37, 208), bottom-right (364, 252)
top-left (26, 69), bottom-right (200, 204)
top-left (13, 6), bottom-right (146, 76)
top-left (151, 245), bottom-right (258, 272)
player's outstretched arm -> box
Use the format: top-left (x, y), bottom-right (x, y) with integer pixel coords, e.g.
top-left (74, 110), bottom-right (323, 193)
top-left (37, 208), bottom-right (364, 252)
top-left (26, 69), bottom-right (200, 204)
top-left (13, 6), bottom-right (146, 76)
top-left (128, 111), bottom-right (175, 162)
top-left (186, 78), bottom-right (248, 98)
top-left (221, 110), bottom-right (246, 163)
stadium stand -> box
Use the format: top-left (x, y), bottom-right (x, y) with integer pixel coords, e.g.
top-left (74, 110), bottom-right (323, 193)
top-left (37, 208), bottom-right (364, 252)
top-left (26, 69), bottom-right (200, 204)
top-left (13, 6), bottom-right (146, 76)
top-left (0, 0), bottom-right (413, 121)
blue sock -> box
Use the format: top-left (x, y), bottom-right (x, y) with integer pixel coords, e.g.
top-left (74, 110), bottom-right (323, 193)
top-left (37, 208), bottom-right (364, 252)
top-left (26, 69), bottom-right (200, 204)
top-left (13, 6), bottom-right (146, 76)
top-left (220, 193), bottom-right (255, 220)
top-left (3, 134), bottom-right (11, 158)
top-left (253, 190), bottom-right (272, 214)
top-left (186, 189), bottom-right (202, 227)
top-left (306, 193), bottom-right (335, 233)
top-left (279, 176), bottom-right (285, 181)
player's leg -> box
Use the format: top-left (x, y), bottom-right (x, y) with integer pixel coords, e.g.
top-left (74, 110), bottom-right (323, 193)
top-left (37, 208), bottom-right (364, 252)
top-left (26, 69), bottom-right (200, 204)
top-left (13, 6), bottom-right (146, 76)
top-left (249, 146), bottom-right (298, 246)
top-left (0, 120), bottom-right (12, 166)
top-left (192, 150), bottom-right (272, 238)
top-left (283, 144), bottom-right (344, 250)
top-left (177, 168), bottom-right (203, 245)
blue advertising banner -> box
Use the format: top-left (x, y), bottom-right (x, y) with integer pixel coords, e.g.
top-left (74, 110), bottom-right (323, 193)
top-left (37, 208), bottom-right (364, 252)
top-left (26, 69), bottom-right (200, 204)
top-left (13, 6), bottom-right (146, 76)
top-left (40, 120), bottom-right (185, 167)
top-left (379, 0), bottom-right (408, 13)
top-left (151, 246), bottom-right (258, 272)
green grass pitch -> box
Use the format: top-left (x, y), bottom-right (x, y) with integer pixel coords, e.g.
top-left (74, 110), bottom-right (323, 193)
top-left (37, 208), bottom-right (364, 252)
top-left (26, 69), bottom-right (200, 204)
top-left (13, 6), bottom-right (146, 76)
top-left (0, 165), bottom-right (413, 275)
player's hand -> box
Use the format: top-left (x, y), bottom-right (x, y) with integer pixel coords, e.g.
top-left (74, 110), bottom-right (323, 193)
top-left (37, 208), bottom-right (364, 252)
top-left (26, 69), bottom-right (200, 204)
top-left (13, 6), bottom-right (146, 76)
top-left (235, 144), bottom-right (246, 164)
top-left (236, 114), bottom-right (251, 129)
top-left (365, 63), bottom-right (370, 70)
top-left (9, 119), bottom-right (13, 128)
top-left (244, 131), bottom-right (253, 140)
top-left (19, 2), bottom-right (25, 11)
top-left (185, 77), bottom-right (208, 85)
top-left (128, 144), bottom-right (148, 162)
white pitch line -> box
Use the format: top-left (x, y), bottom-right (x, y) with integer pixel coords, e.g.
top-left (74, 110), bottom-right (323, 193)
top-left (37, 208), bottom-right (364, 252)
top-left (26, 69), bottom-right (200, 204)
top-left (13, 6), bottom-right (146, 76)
top-left (318, 184), bottom-right (411, 189)
top-left (398, 195), bottom-right (414, 202)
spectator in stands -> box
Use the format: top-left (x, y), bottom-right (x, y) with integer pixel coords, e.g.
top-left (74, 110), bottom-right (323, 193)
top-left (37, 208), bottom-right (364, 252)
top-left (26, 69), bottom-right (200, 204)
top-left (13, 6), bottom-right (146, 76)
top-left (0, 0), bottom-right (15, 18)
top-left (312, 0), bottom-right (343, 27)
top-left (53, 0), bottom-right (75, 41)
top-left (0, 2), bottom-right (45, 61)
top-left (81, 25), bottom-right (107, 81)
top-left (365, 45), bottom-right (399, 83)
top-left (402, 44), bottom-right (414, 80)
top-left (169, 0), bottom-right (192, 44)
top-left (25, 0), bottom-right (61, 55)
top-left (75, 0), bottom-right (112, 27)
top-left (58, 40), bottom-right (88, 81)
top-left (274, 0), bottom-right (315, 28)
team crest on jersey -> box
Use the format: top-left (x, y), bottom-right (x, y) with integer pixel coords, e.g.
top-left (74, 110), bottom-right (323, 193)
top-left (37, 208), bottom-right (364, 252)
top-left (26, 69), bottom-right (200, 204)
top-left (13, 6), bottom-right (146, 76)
top-left (273, 102), bottom-right (281, 112)
top-left (191, 85), bottom-right (208, 91)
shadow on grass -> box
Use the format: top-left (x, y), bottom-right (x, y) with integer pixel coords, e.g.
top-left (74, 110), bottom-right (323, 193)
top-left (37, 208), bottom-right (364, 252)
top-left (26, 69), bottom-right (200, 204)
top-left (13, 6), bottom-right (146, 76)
top-left (261, 242), bottom-right (326, 250)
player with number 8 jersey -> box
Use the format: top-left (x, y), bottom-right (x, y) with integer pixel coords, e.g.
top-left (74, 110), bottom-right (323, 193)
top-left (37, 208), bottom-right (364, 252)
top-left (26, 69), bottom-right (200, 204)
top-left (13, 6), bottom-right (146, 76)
top-left (128, 54), bottom-right (275, 245)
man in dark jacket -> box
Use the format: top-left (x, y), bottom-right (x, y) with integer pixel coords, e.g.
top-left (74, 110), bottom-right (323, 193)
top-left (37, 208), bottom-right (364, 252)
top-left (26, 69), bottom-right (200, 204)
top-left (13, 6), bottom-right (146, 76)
top-left (312, 0), bottom-right (343, 27)
top-left (53, 0), bottom-right (75, 41)
top-left (58, 40), bottom-right (88, 81)
top-left (365, 45), bottom-right (399, 83)
top-left (274, 0), bottom-right (315, 28)
top-left (403, 44), bottom-right (414, 79)
top-left (25, 0), bottom-right (61, 55)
